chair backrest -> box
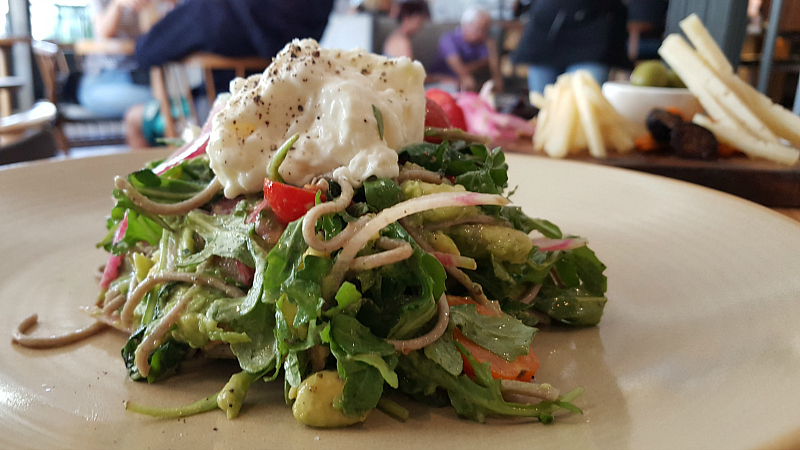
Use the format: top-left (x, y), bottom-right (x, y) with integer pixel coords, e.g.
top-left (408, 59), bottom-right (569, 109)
top-left (31, 41), bottom-right (69, 105)
top-left (181, 53), bottom-right (271, 100)
top-left (150, 53), bottom-right (271, 140)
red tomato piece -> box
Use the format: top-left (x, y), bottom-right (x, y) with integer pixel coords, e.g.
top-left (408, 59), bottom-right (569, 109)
top-left (425, 88), bottom-right (467, 131)
top-left (424, 98), bottom-right (451, 143)
top-left (425, 97), bottom-right (452, 129)
top-left (454, 328), bottom-right (540, 382)
top-left (447, 295), bottom-right (540, 382)
top-left (263, 180), bottom-right (325, 224)
top-left (446, 295), bottom-right (500, 316)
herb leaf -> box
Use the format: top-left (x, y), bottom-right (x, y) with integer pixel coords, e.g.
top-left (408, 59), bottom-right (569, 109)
top-left (372, 104), bottom-right (384, 140)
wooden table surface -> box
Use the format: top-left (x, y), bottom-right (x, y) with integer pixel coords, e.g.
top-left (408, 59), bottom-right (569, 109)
top-left (500, 144), bottom-right (800, 222)
top-left (499, 137), bottom-right (800, 216)
top-left (774, 208), bottom-right (800, 222)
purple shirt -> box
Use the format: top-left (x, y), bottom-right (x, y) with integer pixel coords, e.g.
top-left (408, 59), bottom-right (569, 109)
top-left (431, 28), bottom-right (489, 76)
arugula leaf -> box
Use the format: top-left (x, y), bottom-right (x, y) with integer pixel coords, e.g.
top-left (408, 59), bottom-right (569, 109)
top-left (397, 348), bottom-right (581, 423)
top-left (180, 209), bottom-right (256, 268)
top-left (465, 250), bottom-right (561, 302)
top-left (364, 178), bottom-right (403, 211)
top-left (355, 223), bottom-right (446, 339)
top-left (330, 314), bottom-right (396, 356)
top-left (531, 286), bottom-right (607, 326)
top-left (261, 218), bottom-right (331, 328)
top-left (323, 281), bottom-right (363, 317)
top-left (334, 351), bottom-right (386, 416)
top-left (449, 304), bottom-right (537, 361)
top-left (103, 208), bottom-right (165, 256)
top-left (121, 325), bottom-right (190, 383)
top-left (99, 156), bottom-right (216, 253)
top-left (284, 350), bottom-right (307, 388)
top-left (122, 326), bottom-right (146, 380)
top-left (423, 326), bottom-right (463, 376)
top-left (127, 157), bottom-right (215, 204)
top-left (327, 315), bottom-right (397, 391)
top-left (556, 245), bottom-right (607, 294)
top-left (263, 220), bottom-right (309, 301)
top-left (212, 300), bottom-right (280, 373)
top-left (491, 206), bottom-right (563, 238)
top-left (324, 315), bottom-right (398, 416)
top-left (399, 141), bottom-right (509, 194)
top-left (147, 340), bottom-right (190, 383)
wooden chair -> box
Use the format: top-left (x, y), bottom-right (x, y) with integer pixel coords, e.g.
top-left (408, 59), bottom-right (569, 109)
top-left (31, 41), bottom-right (70, 152)
top-left (32, 40), bottom-right (127, 154)
top-left (0, 101), bottom-right (59, 164)
top-left (182, 53), bottom-right (271, 101)
top-left (150, 53), bottom-right (270, 138)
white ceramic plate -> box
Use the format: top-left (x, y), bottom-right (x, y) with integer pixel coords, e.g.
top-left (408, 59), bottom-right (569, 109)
top-left (2, 151), bottom-right (800, 450)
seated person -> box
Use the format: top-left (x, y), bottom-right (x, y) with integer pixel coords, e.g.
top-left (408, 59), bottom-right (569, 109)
top-left (382, 0), bottom-right (430, 59)
top-left (78, 0), bottom-right (176, 120)
top-left (428, 6), bottom-right (503, 92)
top-left (126, 0), bottom-right (335, 148)
top-left (512, 0), bottom-right (628, 94)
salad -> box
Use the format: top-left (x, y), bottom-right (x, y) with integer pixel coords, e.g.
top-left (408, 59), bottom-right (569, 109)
top-left (12, 40), bottom-right (608, 428)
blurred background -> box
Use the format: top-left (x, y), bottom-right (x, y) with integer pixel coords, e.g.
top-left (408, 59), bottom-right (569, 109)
top-left (0, 0), bottom-right (796, 164)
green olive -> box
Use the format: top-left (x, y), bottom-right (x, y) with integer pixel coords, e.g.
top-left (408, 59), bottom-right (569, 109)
top-left (631, 60), bottom-right (669, 87)
top-left (666, 70), bottom-right (686, 88)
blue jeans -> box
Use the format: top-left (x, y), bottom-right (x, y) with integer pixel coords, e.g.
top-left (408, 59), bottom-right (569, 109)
top-left (78, 70), bottom-right (154, 118)
top-left (526, 63), bottom-right (610, 94)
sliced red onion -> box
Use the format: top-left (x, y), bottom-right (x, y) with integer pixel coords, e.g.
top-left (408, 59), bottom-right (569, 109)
top-left (152, 132), bottom-right (211, 175)
top-left (235, 260), bottom-right (255, 286)
top-left (530, 237), bottom-right (588, 252)
top-left (430, 251), bottom-right (477, 270)
top-left (246, 198), bottom-right (269, 224)
top-left (100, 213), bottom-right (129, 289)
top-left (150, 96), bottom-right (226, 175)
top-left (325, 191), bottom-right (509, 300)
top-left (210, 197), bottom-right (241, 216)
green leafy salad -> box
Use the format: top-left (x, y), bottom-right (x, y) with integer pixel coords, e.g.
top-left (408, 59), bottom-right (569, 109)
top-left (62, 132), bottom-right (609, 428)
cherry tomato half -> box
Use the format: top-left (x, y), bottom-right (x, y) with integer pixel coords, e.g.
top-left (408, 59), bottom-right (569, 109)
top-left (264, 180), bottom-right (325, 224)
top-left (425, 88), bottom-right (467, 131)
top-left (425, 97), bottom-right (452, 129)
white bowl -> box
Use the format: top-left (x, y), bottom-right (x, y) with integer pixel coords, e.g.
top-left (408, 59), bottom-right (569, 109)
top-left (601, 81), bottom-right (702, 133)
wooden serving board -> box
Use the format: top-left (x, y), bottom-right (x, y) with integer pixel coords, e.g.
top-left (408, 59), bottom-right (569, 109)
top-left (499, 139), bottom-right (800, 207)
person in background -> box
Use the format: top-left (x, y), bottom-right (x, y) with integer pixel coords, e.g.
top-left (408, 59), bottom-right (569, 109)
top-left (626, 0), bottom-right (669, 61)
top-left (383, 0), bottom-right (430, 59)
top-left (512, 0), bottom-right (628, 94)
top-left (78, 0), bottom-right (175, 121)
top-left (125, 0), bottom-right (335, 148)
top-left (429, 6), bottom-right (503, 92)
